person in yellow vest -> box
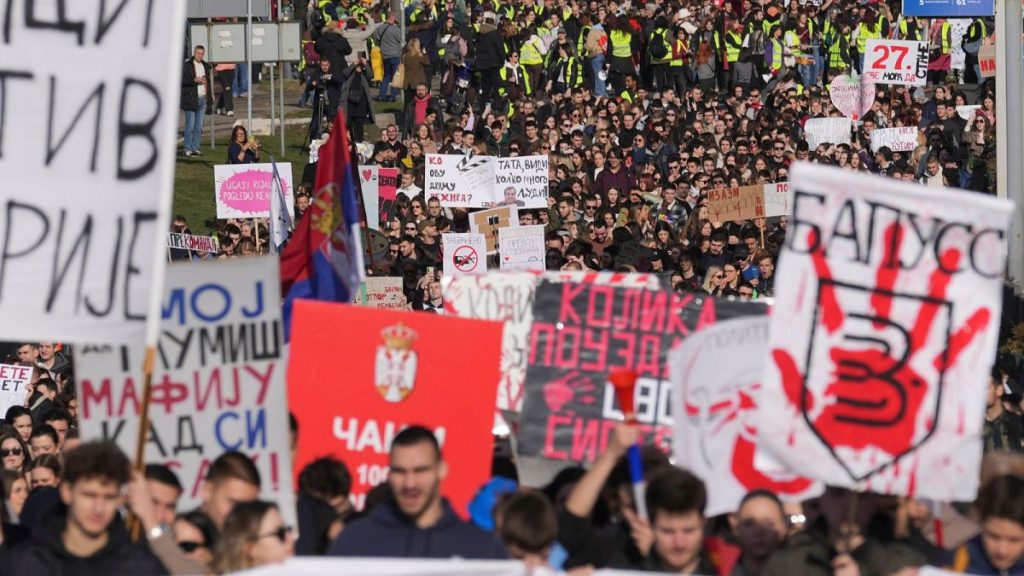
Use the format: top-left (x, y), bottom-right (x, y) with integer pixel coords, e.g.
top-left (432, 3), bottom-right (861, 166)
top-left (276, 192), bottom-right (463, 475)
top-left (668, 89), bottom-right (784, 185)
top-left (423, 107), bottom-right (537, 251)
top-left (547, 43), bottom-right (584, 93)
top-left (619, 72), bottom-right (638, 103)
top-left (963, 17), bottom-right (988, 84)
top-left (928, 18), bottom-right (952, 83)
top-left (853, 9), bottom-right (881, 74)
top-left (724, 19), bottom-right (743, 90)
top-left (766, 25), bottom-right (785, 77)
top-left (499, 51), bottom-right (532, 101)
top-left (606, 16), bottom-right (637, 96)
top-left (519, 24), bottom-right (547, 92)
top-left (897, 16), bottom-right (925, 41)
top-left (668, 29), bottom-right (689, 96)
top-left (648, 17), bottom-right (673, 92)
top-left (824, 19), bottom-right (852, 82)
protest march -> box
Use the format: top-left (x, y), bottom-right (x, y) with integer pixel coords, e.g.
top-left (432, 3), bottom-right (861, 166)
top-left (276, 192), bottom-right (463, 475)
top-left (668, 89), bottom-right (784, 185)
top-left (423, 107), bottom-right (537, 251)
top-left (1, 0), bottom-right (1023, 574)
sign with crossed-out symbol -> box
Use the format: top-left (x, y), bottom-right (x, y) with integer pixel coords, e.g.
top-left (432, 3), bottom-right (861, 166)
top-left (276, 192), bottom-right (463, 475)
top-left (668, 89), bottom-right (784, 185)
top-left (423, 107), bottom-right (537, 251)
top-left (453, 246), bottom-right (479, 272)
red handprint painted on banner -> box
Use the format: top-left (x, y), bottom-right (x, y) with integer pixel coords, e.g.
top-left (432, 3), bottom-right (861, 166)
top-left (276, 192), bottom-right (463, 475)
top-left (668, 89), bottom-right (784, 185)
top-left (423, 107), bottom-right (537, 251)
top-left (774, 223), bottom-right (991, 482)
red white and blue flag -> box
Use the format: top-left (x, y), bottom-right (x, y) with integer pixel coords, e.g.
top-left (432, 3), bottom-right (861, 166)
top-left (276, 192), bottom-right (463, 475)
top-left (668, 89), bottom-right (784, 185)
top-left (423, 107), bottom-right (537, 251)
top-left (280, 112), bottom-right (364, 340)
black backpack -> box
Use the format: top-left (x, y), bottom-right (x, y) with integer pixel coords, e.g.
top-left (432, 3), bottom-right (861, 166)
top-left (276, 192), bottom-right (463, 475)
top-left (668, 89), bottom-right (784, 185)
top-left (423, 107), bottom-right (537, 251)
top-left (310, 7), bottom-right (327, 31)
top-left (649, 31), bottom-right (668, 59)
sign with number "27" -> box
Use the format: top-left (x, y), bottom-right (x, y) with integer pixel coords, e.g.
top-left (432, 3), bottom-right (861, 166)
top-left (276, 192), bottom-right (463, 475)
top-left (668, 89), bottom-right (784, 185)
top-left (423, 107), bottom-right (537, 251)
top-left (862, 39), bottom-right (928, 86)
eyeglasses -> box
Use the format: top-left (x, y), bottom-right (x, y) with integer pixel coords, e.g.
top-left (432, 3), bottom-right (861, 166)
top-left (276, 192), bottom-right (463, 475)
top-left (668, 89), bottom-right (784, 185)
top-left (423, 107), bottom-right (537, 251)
top-left (1, 448), bottom-right (22, 457)
top-left (254, 526), bottom-right (293, 543)
top-left (584, 205), bottom-right (597, 211)
top-left (713, 274), bottom-right (724, 279)
top-left (774, 147), bottom-right (785, 151)
top-left (178, 541), bottom-right (207, 553)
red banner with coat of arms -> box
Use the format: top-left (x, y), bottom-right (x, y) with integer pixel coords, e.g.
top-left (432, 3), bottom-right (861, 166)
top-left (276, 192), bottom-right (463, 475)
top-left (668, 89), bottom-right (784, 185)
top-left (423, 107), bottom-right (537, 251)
top-left (288, 300), bottom-right (503, 516)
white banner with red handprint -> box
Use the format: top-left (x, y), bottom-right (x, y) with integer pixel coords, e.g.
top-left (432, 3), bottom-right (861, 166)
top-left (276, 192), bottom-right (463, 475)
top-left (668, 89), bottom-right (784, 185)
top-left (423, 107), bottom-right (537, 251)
top-left (671, 313), bottom-right (823, 516)
top-left (756, 162), bottom-right (1011, 501)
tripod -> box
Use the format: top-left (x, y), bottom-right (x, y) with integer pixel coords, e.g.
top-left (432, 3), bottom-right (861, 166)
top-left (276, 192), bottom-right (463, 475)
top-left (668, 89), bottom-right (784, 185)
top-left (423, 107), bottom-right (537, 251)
top-left (305, 87), bottom-right (332, 148)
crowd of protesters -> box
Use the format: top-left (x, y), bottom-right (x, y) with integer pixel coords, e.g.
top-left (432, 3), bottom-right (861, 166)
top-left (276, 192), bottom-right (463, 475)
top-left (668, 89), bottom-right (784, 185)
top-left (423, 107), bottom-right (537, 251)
top-left (0, 343), bottom-right (1023, 575)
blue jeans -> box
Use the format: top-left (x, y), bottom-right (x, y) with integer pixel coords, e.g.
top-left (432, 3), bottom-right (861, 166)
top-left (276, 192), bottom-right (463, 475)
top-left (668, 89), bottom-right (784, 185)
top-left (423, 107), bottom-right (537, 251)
top-left (184, 97), bottom-right (206, 152)
top-left (591, 54), bottom-right (607, 96)
top-left (379, 57), bottom-right (400, 100)
top-left (234, 63), bottom-right (250, 94)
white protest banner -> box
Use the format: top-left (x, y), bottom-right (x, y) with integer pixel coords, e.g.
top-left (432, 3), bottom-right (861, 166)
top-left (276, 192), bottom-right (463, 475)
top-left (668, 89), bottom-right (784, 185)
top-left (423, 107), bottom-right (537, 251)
top-left (237, 557), bottom-right (668, 576)
top-left (862, 39), bottom-right (928, 86)
top-left (671, 314), bottom-right (823, 517)
top-left (0, 1), bottom-right (185, 344)
top-left (829, 74), bottom-right (875, 121)
top-left (956, 105), bottom-right (981, 121)
top-left (359, 164), bottom-right (381, 229)
top-left (358, 277), bottom-right (406, 309)
top-left (493, 156), bottom-right (549, 209)
top-left (442, 233), bottom-right (487, 277)
top-left (443, 272), bottom-right (662, 416)
top-left (756, 163), bottom-right (1011, 500)
top-left (763, 182), bottom-right (790, 218)
top-left (949, 19), bottom-right (971, 71)
top-left (804, 118), bottom-right (852, 149)
top-left (0, 364), bottom-right (32, 418)
top-left (75, 257), bottom-right (294, 524)
top-left (167, 233), bottom-right (220, 254)
top-left (215, 163), bottom-right (295, 218)
top-left (499, 225), bottom-right (546, 271)
top-left (425, 154), bottom-right (496, 208)
top-left (871, 127), bottom-right (919, 152)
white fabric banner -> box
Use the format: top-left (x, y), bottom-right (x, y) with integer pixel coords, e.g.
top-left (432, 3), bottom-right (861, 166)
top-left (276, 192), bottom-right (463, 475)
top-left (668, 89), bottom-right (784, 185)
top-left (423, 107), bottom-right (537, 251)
top-left (75, 257), bottom-right (295, 524)
top-left (671, 315), bottom-right (822, 516)
top-left (0, 1), bottom-right (186, 343)
top-left (756, 163), bottom-right (1011, 500)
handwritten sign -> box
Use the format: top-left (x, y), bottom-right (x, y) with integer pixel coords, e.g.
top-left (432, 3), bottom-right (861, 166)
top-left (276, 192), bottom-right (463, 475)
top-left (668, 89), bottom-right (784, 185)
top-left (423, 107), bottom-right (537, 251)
top-left (359, 277), bottom-right (406, 309)
top-left (756, 162), bottom-right (1011, 500)
top-left (75, 257), bottom-right (295, 524)
top-left (215, 163), bottom-right (295, 218)
top-left (829, 74), bottom-right (875, 121)
top-left (493, 156), bottom-right (549, 209)
top-left (498, 226), bottom-right (546, 271)
top-left (0, 1), bottom-right (186, 344)
top-left (707, 185), bottom-right (765, 222)
top-left (425, 154), bottom-right (496, 208)
top-left (804, 117), bottom-right (852, 149)
top-left (863, 39), bottom-right (928, 86)
top-left (871, 127), bottom-right (919, 152)
top-left (0, 364), bottom-right (32, 417)
top-left (763, 182), bottom-right (790, 218)
top-left (167, 233), bottom-right (220, 254)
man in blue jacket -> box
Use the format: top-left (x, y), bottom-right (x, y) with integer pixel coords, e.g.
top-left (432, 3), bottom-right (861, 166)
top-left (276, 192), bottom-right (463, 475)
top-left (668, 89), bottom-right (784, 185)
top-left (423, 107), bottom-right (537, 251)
top-left (328, 426), bottom-right (507, 559)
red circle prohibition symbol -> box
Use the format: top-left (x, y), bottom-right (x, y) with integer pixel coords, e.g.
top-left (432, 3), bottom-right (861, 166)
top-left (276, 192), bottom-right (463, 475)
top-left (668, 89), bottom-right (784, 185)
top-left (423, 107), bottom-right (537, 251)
top-left (453, 245), bottom-right (479, 272)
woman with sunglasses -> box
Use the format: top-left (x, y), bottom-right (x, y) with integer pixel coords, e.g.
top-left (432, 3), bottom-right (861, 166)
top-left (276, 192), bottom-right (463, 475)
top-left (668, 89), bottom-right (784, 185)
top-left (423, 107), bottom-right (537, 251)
top-left (701, 265), bottom-right (725, 295)
top-left (175, 511), bottom-right (217, 571)
top-left (0, 432), bottom-right (30, 489)
top-left (214, 500), bottom-right (294, 573)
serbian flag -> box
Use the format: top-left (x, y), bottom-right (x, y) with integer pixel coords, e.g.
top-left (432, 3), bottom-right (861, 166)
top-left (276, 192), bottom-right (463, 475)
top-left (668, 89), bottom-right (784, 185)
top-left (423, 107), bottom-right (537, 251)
top-left (280, 112), bottom-right (365, 340)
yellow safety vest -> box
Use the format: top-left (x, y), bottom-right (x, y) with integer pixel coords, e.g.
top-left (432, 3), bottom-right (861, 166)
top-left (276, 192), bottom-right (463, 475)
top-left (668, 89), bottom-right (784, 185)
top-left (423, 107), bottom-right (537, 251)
top-left (770, 38), bottom-right (782, 70)
top-left (785, 30), bottom-right (803, 57)
top-left (898, 19), bottom-right (923, 41)
top-left (726, 30), bottom-right (742, 62)
top-left (610, 29), bottom-right (632, 58)
top-left (521, 37), bottom-right (544, 65)
top-left (940, 21), bottom-right (951, 54)
top-left (670, 38), bottom-right (686, 66)
top-left (856, 24), bottom-right (880, 54)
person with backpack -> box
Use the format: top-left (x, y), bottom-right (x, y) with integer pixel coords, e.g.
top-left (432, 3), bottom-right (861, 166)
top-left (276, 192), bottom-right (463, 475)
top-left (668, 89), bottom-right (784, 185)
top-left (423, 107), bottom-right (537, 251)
top-left (374, 13), bottom-right (404, 101)
top-left (647, 17), bottom-right (672, 92)
top-left (962, 17), bottom-right (988, 85)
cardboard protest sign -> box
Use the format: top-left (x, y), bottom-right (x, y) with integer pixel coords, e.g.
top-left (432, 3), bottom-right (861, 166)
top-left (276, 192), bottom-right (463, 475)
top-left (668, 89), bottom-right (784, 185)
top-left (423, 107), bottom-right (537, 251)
top-left (215, 163), bottom-right (295, 218)
top-left (707, 185), bottom-right (765, 222)
top-left (870, 127), bottom-right (919, 152)
top-left (0, 364), bottom-right (32, 418)
top-left (756, 163), bottom-right (1011, 499)
top-left (804, 118), bottom-right (852, 149)
top-left (671, 313), bottom-right (822, 516)
top-left (442, 233), bottom-right (487, 277)
top-left (167, 233), bottom-right (220, 254)
top-left (288, 302), bottom-right (502, 515)
top-left (979, 44), bottom-right (996, 78)
top-left (0, 2), bottom-right (185, 344)
top-left (862, 39), bottom-right (928, 86)
top-left (75, 257), bottom-right (294, 522)
top-left (359, 165), bottom-right (399, 230)
top-left (517, 283), bottom-right (758, 463)
top-left (443, 272), bottom-right (662, 416)
top-left (471, 207), bottom-right (519, 255)
top-left (499, 225), bottom-right (546, 271)
top-left (763, 182), bottom-right (790, 218)
top-left (358, 277), bottom-right (406, 309)
top-left (425, 154), bottom-right (496, 208)
top-left (829, 74), bottom-right (876, 121)
top-left (493, 156), bottom-right (549, 209)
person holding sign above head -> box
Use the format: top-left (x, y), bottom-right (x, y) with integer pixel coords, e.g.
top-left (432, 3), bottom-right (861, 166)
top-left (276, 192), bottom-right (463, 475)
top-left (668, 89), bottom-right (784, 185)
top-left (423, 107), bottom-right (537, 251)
top-left (227, 125), bottom-right (260, 165)
top-left (181, 45), bottom-right (213, 158)
top-left (327, 426), bottom-right (507, 559)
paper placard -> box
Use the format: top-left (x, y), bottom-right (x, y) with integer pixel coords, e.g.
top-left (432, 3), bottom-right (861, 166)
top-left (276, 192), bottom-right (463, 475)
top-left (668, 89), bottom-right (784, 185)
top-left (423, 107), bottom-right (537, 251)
top-left (442, 233), bottom-right (487, 277)
top-left (498, 225), bottom-right (546, 271)
top-left (215, 163), bottom-right (295, 218)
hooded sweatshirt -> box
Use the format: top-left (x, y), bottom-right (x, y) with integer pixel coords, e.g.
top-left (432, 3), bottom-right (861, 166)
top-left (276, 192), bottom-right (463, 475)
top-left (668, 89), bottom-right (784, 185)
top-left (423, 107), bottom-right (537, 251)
top-left (327, 497), bottom-right (507, 559)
